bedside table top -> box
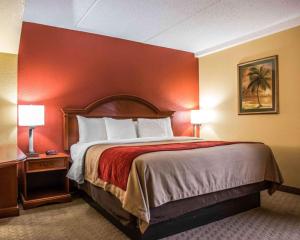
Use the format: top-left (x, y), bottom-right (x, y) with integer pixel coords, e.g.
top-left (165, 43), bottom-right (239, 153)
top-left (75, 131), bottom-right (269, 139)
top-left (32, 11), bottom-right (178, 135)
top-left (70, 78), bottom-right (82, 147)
top-left (0, 144), bottom-right (26, 164)
top-left (27, 152), bottom-right (69, 160)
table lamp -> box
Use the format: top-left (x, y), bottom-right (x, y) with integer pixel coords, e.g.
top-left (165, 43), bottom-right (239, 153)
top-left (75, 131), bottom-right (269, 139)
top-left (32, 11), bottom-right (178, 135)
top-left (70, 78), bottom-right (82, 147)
top-left (191, 109), bottom-right (209, 137)
top-left (18, 105), bottom-right (45, 156)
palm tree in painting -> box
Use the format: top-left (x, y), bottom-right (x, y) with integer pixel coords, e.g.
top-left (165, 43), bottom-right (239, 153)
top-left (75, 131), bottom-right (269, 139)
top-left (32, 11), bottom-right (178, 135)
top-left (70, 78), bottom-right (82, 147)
top-left (247, 66), bottom-right (271, 108)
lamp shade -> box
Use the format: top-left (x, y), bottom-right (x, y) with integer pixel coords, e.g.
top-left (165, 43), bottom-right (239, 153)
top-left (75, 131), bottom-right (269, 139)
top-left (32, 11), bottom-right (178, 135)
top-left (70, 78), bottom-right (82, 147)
top-left (18, 105), bottom-right (45, 127)
top-left (190, 109), bottom-right (210, 124)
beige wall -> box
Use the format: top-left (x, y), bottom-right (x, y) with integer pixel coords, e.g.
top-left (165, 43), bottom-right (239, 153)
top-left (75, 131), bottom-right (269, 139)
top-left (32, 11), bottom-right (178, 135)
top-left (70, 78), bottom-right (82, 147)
top-left (0, 0), bottom-right (24, 54)
top-left (199, 26), bottom-right (300, 188)
top-left (0, 53), bottom-right (18, 144)
top-left (0, 0), bottom-right (24, 145)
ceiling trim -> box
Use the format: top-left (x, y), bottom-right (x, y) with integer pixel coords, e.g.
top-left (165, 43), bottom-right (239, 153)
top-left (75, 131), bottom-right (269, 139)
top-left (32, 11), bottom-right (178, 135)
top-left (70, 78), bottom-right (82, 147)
top-left (195, 15), bottom-right (300, 58)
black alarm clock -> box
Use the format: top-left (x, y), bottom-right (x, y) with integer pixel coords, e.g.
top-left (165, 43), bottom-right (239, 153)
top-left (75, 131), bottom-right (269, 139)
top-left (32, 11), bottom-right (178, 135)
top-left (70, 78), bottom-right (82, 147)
top-left (45, 150), bottom-right (57, 155)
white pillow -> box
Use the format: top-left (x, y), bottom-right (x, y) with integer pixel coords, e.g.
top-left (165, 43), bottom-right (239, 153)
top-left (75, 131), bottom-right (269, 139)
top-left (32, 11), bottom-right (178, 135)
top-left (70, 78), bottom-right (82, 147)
top-left (77, 116), bottom-right (107, 143)
top-left (104, 118), bottom-right (137, 140)
top-left (137, 118), bottom-right (173, 138)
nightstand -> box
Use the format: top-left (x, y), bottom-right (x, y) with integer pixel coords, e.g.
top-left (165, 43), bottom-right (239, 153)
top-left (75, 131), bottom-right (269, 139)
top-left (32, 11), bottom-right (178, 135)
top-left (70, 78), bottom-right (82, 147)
top-left (20, 153), bottom-right (71, 209)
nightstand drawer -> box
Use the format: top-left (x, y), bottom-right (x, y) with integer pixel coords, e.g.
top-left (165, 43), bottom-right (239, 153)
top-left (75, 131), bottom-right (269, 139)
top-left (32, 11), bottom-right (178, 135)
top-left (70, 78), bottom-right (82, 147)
top-left (26, 158), bottom-right (67, 173)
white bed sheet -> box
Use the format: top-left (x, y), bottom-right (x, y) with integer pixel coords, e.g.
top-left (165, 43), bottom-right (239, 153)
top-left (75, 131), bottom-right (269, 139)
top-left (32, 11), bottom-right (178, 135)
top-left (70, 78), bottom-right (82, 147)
top-left (68, 136), bottom-right (199, 183)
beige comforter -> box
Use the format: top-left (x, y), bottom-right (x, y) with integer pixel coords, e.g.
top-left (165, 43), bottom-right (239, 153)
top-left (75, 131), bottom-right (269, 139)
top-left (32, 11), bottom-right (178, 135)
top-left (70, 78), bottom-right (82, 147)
top-left (84, 139), bottom-right (283, 232)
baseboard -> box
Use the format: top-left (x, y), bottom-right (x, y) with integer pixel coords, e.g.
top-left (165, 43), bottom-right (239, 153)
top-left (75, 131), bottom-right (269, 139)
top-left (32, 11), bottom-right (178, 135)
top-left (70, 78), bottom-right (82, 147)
top-left (278, 185), bottom-right (300, 195)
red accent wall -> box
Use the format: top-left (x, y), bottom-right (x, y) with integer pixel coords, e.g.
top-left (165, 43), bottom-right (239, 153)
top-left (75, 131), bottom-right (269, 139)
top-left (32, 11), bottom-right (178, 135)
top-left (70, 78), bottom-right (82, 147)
top-left (18, 22), bottom-right (199, 153)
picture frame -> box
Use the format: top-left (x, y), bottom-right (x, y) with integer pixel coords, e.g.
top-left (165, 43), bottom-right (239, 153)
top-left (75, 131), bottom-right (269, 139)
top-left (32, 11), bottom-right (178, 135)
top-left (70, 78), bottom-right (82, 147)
top-left (238, 55), bottom-right (279, 115)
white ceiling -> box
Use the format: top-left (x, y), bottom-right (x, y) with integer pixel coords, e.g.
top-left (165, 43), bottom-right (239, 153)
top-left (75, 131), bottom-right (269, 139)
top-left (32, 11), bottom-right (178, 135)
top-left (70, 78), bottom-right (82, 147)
top-left (23, 0), bottom-right (300, 57)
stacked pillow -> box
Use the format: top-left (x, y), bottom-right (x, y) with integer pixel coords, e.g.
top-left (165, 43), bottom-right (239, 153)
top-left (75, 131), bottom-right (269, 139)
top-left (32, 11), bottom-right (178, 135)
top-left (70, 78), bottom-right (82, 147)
top-left (76, 116), bottom-right (107, 143)
top-left (77, 115), bottom-right (173, 143)
top-left (104, 118), bottom-right (137, 140)
top-left (136, 118), bottom-right (173, 138)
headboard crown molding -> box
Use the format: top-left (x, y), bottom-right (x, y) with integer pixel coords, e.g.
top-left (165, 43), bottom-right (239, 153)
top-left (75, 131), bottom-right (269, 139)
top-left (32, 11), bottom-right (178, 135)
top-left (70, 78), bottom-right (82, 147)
top-left (61, 95), bottom-right (175, 150)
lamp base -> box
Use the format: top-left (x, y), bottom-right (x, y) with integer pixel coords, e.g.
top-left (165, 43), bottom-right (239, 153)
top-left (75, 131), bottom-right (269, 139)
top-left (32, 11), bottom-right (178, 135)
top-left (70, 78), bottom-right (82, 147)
top-left (193, 124), bottom-right (201, 138)
top-left (28, 127), bottom-right (39, 157)
top-left (26, 152), bottom-right (40, 157)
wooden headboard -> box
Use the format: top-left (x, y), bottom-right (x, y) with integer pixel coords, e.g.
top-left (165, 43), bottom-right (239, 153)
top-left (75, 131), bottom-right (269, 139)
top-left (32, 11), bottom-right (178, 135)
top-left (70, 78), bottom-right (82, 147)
top-left (61, 95), bottom-right (175, 151)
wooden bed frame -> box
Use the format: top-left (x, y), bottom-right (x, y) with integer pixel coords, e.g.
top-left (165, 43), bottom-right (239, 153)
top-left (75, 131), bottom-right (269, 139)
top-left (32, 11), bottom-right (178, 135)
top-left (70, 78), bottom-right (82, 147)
top-left (61, 94), bottom-right (262, 240)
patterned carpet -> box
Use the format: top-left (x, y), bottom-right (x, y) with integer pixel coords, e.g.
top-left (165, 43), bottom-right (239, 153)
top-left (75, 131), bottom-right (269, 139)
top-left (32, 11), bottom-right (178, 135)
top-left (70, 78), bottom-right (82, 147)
top-left (0, 191), bottom-right (299, 240)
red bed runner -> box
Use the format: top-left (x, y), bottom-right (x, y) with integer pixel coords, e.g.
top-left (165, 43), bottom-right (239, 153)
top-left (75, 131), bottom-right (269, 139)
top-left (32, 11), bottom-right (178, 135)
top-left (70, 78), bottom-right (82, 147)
top-left (98, 141), bottom-right (245, 190)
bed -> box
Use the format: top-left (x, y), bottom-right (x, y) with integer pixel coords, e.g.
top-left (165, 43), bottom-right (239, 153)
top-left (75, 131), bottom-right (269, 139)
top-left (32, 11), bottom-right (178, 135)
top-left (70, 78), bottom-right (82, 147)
top-left (61, 95), bottom-right (283, 240)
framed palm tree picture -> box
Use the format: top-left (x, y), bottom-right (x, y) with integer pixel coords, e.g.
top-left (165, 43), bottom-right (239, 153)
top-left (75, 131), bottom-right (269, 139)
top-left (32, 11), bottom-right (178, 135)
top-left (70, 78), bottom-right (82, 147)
top-left (238, 55), bottom-right (279, 114)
